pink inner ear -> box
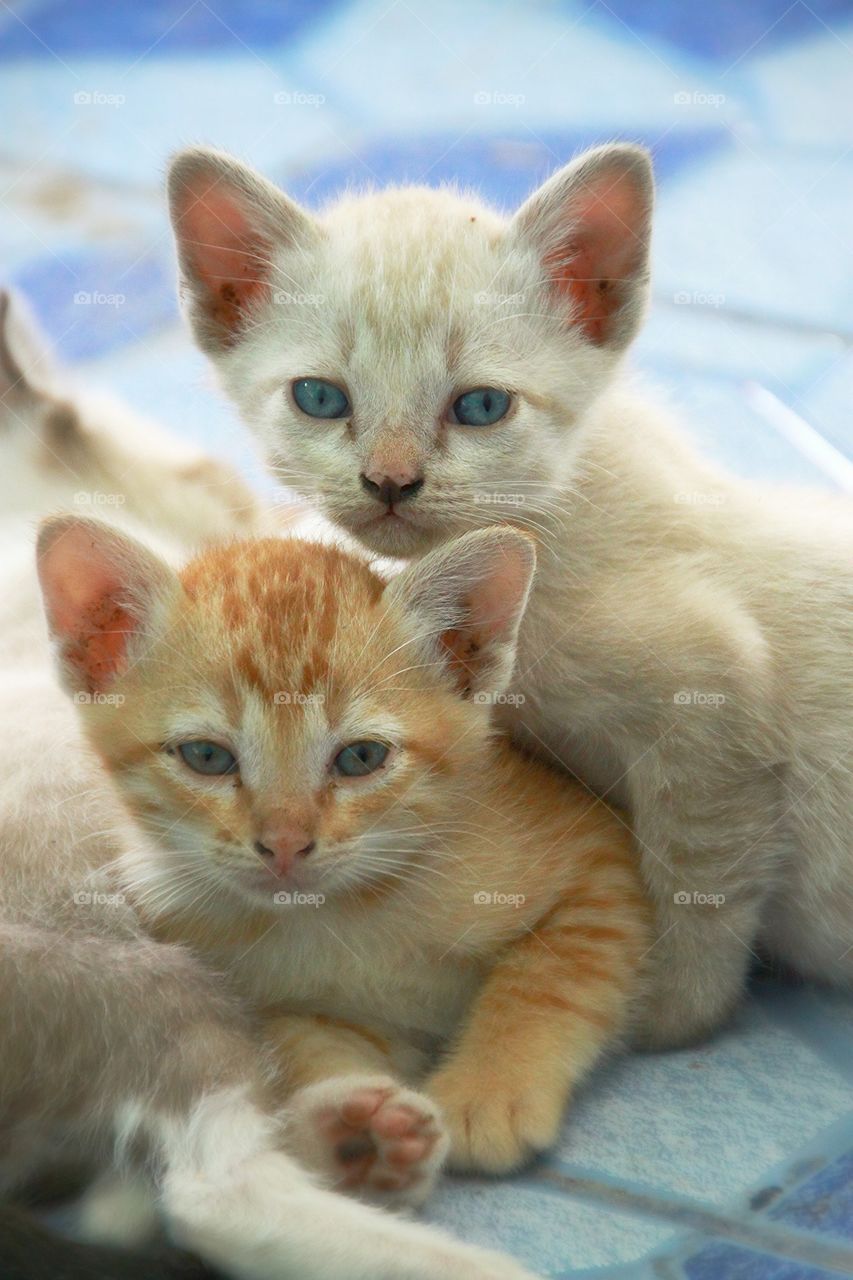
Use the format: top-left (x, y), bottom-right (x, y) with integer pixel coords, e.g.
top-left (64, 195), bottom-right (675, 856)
top-left (468, 561), bottom-right (528, 639)
top-left (439, 543), bottom-right (533, 691)
top-left (175, 177), bottom-right (273, 341)
top-left (39, 526), bottom-right (139, 694)
top-left (545, 167), bottom-right (646, 344)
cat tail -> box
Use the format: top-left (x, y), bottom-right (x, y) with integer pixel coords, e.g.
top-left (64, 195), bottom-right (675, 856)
top-left (0, 1203), bottom-right (221, 1280)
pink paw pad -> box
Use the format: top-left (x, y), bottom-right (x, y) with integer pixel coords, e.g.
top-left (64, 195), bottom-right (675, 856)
top-left (310, 1081), bottom-right (446, 1199)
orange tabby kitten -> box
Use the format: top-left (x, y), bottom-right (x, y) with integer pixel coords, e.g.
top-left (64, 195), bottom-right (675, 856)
top-left (40, 517), bottom-right (651, 1206)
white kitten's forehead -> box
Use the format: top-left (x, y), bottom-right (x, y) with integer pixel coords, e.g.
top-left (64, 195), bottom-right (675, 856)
top-left (320, 191), bottom-right (526, 370)
top-left (323, 186), bottom-right (507, 286)
top-left (251, 185), bottom-right (546, 414)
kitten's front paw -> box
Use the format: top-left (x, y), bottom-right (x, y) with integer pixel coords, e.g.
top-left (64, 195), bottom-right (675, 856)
top-left (426, 1067), bottom-right (564, 1174)
top-left (287, 1075), bottom-right (449, 1206)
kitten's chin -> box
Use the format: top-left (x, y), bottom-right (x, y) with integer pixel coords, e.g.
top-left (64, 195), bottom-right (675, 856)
top-left (345, 508), bottom-right (449, 556)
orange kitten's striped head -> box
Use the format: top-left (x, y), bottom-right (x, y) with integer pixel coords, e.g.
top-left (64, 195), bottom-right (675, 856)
top-left (37, 519), bottom-right (534, 918)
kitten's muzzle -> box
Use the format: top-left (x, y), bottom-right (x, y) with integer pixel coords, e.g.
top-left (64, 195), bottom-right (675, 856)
top-left (360, 473), bottom-right (424, 507)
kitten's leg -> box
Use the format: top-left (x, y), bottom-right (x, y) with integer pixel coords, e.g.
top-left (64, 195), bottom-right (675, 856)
top-left (760, 767), bottom-right (853, 987)
top-left (163, 1119), bottom-right (538, 1280)
top-left (627, 751), bottom-right (784, 1049)
top-left (0, 924), bottom-right (537, 1280)
top-left (263, 1011), bottom-right (447, 1207)
top-left (425, 854), bottom-right (649, 1173)
top-left (147, 1030), bottom-right (535, 1279)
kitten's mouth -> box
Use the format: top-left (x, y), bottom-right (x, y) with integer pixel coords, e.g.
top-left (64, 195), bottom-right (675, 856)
top-left (356, 504), bottom-right (427, 539)
top-left (370, 507), bottom-right (413, 526)
top-left (352, 507), bottom-right (440, 554)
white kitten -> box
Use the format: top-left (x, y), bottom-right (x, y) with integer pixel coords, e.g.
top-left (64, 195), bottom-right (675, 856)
top-left (168, 144), bottom-right (853, 1048)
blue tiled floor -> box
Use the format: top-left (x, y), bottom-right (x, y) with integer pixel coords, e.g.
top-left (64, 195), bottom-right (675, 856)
top-left (1, 1), bottom-right (852, 1276)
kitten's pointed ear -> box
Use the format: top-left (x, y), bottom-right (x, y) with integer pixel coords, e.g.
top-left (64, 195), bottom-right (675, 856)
top-left (37, 517), bottom-right (180, 696)
top-left (384, 528), bottom-right (536, 698)
top-left (512, 143), bottom-right (653, 349)
top-left (168, 147), bottom-right (320, 354)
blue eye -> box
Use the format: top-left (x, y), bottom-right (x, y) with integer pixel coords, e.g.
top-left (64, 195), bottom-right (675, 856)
top-left (452, 387), bottom-right (511, 427)
top-left (177, 740), bottom-right (238, 776)
top-left (333, 740), bottom-right (389, 778)
top-left (292, 377), bottom-right (350, 420)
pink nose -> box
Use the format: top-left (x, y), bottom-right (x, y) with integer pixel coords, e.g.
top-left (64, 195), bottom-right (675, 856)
top-left (254, 825), bottom-right (315, 878)
top-left (364, 462), bottom-right (420, 489)
top-left (360, 466), bottom-right (424, 507)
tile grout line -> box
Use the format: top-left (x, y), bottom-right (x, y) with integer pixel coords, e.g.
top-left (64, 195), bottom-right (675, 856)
top-left (532, 1167), bottom-right (853, 1277)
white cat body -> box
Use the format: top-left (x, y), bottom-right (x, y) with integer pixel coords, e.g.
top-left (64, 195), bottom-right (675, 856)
top-left (169, 144), bottom-right (853, 1045)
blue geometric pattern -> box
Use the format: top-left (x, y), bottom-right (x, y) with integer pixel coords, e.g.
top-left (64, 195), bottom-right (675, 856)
top-left (1, 2), bottom-right (851, 1276)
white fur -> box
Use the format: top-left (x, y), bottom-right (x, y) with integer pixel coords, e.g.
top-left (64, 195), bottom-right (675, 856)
top-left (169, 145), bottom-right (853, 1047)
